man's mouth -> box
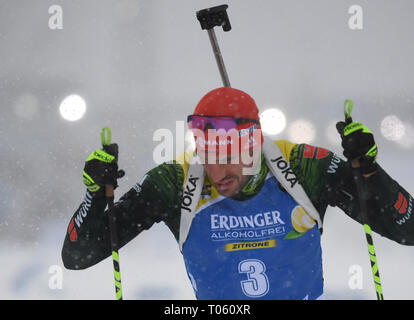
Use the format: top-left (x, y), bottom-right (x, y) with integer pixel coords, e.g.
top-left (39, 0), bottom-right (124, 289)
top-left (216, 178), bottom-right (235, 193)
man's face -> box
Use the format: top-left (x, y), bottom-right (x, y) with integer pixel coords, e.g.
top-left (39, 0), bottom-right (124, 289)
top-left (201, 151), bottom-right (258, 197)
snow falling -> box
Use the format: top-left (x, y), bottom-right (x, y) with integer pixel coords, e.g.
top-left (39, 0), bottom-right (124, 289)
top-left (1, 1), bottom-right (414, 300)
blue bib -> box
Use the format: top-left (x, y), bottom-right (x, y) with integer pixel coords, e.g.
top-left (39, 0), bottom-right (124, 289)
top-left (182, 175), bottom-right (323, 300)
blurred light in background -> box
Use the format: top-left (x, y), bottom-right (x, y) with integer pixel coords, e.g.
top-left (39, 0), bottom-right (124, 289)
top-left (259, 108), bottom-right (286, 136)
top-left (396, 122), bottom-right (414, 149)
top-left (13, 93), bottom-right (38, 120)
top-left (380, 115), bottom-right (405, 141)
top-left (288, 119), bottom-right (316, 144)
top-left (59, 94), bottom-right (86, 121)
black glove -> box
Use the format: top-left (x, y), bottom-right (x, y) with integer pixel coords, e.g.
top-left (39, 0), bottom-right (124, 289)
top-left (336, 119), bottom-right (378, 175)
top-left (82, 143), bottom-right (125, 193)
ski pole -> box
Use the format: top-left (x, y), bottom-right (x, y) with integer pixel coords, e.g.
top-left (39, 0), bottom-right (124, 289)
top-left (343, 100), bottom-right (384, 300)
top-left (101, 126), bottom-right (123, 300)
top-left (196, 4), bottom-right (232, 87)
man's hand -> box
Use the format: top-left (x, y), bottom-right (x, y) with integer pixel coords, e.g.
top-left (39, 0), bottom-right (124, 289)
top-left (82, 143), bottom-right (125, 193)
top-left (336, 119), bottom-right (378, 176)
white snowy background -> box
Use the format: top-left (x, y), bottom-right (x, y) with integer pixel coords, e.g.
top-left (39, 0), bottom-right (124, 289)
top-left (1, 0), bottom-right (414, 300)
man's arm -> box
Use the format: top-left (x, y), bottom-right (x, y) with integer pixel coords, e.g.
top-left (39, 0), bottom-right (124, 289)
top-left (290, 143), bottom-right (414, 245)
top-left (61, 162), bottom-right (184, 270)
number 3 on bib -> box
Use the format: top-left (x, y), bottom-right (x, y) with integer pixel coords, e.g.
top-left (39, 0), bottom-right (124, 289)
top-left (238, 259), bottom-right (269, 298)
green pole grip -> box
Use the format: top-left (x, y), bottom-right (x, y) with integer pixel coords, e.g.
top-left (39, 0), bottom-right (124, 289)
top-left (101, 127), bottom-right (112, 146)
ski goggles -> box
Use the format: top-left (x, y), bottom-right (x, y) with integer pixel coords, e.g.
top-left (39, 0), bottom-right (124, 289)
top-left (187, 115), bottom-right (260, 132)
top-left (187, 115), bottom-right (263, 156)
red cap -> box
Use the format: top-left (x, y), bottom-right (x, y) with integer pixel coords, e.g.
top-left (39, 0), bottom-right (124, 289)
top-left (194, 87), bottom-right (260, 120)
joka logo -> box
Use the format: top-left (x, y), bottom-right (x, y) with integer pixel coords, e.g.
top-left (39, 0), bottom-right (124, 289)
top-left (270, 156), bottom-right (297, 188)
top-left (394, 192), bottom-right (408, 214)
top-left (181, 175), bottom-right (199, 213)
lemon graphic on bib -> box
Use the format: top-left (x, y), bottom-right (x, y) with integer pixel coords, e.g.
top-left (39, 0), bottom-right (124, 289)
top-left (284, 206), bottom-right (316, 239)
